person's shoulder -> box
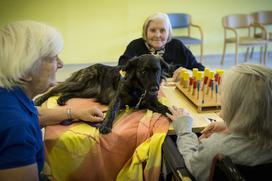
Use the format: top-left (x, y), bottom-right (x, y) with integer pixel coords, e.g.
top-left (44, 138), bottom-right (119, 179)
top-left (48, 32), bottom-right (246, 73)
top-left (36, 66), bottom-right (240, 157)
top-left (0, 88), bottom-right (19, 104)
top-left (166, 38), bottom-right (185, 49)
top-left (167, 38), bottom-right (184, 46)
top-left (169, 38), bottom-right (181, 44)
top-left (170, 38), bottom-right (181, 43)
top-left (128, 38), bottom-right (145, 46)
top-left (0, 88), bottom-right (27, 120)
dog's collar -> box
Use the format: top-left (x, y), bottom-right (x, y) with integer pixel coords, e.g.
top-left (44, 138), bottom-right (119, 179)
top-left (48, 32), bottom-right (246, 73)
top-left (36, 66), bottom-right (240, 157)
top-left (119, 70), bottom-right (126, 78)
top-left (135, 90), bottom-right (146, 109)
top-left (119, 69), bottom-right (147, 109)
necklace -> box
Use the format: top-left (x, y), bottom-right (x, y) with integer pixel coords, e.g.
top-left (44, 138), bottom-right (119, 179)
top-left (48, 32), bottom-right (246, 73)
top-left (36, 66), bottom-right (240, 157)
top-left (145, 42), bottom-right (165, 57)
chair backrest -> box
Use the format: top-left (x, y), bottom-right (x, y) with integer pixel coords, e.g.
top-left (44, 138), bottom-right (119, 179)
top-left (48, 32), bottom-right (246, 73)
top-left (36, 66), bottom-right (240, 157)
top-left (222, 14), bottom-right (252, 28)
top-left (251, 10), bottom-right (272, 25)
top-left (167, 13), bottom-right (190, 28)
top-left (209, 154), bottom-right (272, 181)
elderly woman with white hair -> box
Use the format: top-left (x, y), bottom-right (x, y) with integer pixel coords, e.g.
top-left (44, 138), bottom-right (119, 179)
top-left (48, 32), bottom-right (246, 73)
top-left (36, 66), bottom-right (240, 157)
top-left (0, 21), bottom-right (104, 180)
top-left (166, 63), bottom-right (272, 181)
top-left (118, 12), bottom-right (204, 80)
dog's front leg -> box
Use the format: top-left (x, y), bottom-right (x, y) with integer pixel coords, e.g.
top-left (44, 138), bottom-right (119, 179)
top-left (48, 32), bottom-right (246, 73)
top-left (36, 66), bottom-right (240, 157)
top-left (99, 97), bottom-right (122, 134)
top-left (143, 97), bottom-right (171, 115)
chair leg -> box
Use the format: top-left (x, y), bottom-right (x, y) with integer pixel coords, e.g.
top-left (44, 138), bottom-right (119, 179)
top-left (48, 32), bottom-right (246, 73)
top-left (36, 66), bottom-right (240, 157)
top-left (244, 47), bottom-right (250, 62)
top-left (260, 46), bottom-right (263, 64)
top-left (200, 42), bottom-right (204, 63)
top-left (263, 44), bottom-right (268, 65)
top-left (221, 42), bottom-right (226, 65)
top-left (250, 47), bottom-right (254, 58)
top-left (235, 43), bottom-right (238, 65)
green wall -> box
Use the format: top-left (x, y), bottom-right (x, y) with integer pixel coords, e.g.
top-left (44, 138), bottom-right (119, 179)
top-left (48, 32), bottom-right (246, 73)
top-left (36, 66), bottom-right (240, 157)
top-left (0, 0), bottom-right (271, 64)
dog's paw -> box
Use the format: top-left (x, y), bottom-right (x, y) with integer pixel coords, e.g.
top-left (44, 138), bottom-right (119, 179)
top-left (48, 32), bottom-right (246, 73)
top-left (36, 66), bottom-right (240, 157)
top-left (57, 97), bottom-right (67, 106)
top-left (99, 125), bottom-right (112, 134)
top-left (164, 107), bottom-right (171, 114)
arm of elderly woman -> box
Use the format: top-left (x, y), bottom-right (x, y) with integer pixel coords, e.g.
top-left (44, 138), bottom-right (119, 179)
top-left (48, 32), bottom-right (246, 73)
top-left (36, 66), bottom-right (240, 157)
top-left (38, 106), bottom-right (104, 127)
top-left (199, 122), bottom-right (228, 139)
top-left (166, 106), bottom-right (231, 180)
top-left (166, 106), bottom-right (199, 154)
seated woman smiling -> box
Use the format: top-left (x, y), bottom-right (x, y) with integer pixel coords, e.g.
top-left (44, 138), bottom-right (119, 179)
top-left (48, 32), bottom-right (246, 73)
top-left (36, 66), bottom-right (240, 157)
top-left (118, 12), bottom-right (205, 81)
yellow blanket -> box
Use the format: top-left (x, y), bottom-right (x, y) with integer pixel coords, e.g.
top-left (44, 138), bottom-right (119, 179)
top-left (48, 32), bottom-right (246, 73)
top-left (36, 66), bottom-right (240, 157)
top-left (43, 95), bottom-right (170, 181)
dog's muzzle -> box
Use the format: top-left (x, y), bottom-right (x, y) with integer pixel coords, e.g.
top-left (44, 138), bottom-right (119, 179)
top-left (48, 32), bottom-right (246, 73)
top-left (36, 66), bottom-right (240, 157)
top-left (148, 86), bottom-right (159, 96)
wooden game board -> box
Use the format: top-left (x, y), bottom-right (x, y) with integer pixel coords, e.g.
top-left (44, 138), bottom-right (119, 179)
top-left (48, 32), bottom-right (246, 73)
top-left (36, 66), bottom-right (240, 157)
top-left (176, 83), bottom-right (221, 113)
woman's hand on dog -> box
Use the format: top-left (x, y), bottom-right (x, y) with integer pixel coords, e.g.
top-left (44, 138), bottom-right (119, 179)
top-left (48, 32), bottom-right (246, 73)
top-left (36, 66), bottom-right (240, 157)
top-left (166, 106), bottom-right (191, 122)
top-left (73, 107), bottom-right (104, 122)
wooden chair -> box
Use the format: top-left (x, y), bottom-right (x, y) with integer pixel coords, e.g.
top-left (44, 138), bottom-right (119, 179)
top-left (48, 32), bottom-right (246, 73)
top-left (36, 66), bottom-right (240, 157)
top-left (251, 10), bottom-right (272, 64)
top-left (167, 13), bottom-right (204, 63)
top-left (221, 14), bottom-right (267, 65)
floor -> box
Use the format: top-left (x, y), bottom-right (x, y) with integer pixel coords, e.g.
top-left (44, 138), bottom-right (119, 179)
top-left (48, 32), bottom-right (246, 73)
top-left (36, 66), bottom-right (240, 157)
top-left (56, 52), bottom-right (272, 82)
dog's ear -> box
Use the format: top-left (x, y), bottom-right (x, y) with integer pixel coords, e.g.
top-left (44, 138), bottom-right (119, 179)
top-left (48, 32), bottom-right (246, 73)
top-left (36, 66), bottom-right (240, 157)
top-left (160, 58), bottom-right (170, 72)
top-left (159, 57), bottom-right (173, 78)
top-left (123, 56), bottom-right (138, 72)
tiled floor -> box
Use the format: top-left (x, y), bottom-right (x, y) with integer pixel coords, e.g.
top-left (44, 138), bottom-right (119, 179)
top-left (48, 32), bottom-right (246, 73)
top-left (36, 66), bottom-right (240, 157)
top-left (56, 52), bottom-right (272, 82)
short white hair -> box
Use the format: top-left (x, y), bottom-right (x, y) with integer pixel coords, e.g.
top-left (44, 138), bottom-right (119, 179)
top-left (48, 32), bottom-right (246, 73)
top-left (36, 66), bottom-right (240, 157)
top-left (142, 12), bottom-right (173, 43)
top-left (0, 20), bottom-right (63, 89)
top-left (221, 63), bottom-right (272, 148)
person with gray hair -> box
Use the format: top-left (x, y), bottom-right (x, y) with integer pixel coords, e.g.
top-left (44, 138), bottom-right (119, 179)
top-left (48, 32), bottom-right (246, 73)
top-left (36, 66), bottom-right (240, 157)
top-left (0, 21), bottom-right (104, 180)
top-left (166, 63), bottom-right (272, 181)
top-left (118, 12), bottom-right (204, 80)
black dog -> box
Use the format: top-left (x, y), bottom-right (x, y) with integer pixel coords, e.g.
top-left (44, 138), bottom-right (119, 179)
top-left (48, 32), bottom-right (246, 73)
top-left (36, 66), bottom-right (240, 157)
top-left (35, 54), bottom-right (171, 134)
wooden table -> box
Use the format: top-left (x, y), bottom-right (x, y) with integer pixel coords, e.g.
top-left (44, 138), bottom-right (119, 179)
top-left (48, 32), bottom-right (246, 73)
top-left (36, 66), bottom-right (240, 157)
top-left (161, 85), bottom-right (223, 134)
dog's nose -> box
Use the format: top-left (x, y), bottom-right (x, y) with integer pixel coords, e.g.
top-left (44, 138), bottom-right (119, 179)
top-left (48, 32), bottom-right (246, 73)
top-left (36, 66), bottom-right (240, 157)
top-left (149, 86), bottom-right (159, 95)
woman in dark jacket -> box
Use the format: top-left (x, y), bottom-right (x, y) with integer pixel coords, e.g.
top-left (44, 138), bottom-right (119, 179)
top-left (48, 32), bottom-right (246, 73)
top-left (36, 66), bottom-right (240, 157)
top-left (118, 12), bottom-right (204, 80)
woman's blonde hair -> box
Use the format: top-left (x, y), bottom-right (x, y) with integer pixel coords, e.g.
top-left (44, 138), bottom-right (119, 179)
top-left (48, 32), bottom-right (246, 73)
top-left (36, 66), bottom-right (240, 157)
top-left (221, 63), bottom-right (272, 148)
top-left (0, 20), bottom-right (63, 89)
top-left (142, 12), bottom-right (173, 43)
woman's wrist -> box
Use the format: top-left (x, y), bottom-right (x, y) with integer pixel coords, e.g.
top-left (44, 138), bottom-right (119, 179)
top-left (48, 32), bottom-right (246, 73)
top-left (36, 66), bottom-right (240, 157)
top-left (172, 116), bottom-right (193, 135)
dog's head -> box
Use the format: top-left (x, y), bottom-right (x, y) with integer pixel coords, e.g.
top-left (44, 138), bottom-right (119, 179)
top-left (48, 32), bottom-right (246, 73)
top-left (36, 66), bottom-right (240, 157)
top-left (122, 54), bottom-right (170, 96)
